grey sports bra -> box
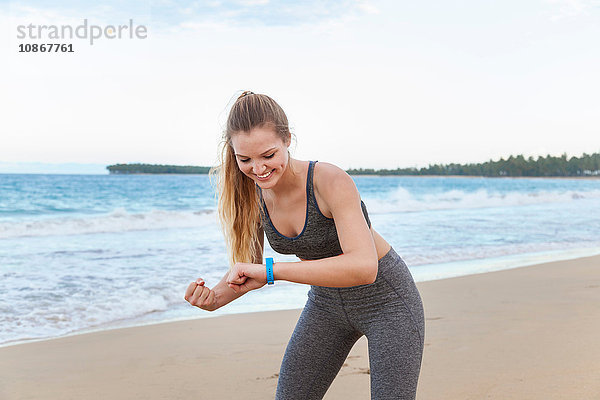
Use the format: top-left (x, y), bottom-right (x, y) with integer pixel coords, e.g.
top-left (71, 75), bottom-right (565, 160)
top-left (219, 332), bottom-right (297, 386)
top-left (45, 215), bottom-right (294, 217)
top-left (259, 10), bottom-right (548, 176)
top-left (258, 160), bottom-right (371, 260)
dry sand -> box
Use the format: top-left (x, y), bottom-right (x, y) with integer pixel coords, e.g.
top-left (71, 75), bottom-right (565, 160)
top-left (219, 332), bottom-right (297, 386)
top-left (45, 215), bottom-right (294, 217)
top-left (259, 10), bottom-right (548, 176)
top-left (1, 255), bottom-right (599, 399)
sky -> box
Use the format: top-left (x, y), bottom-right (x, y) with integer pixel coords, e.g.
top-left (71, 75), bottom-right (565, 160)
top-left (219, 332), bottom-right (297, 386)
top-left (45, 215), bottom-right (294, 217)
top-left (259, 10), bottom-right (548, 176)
top-left (1, 0), bottom-right (599, 174)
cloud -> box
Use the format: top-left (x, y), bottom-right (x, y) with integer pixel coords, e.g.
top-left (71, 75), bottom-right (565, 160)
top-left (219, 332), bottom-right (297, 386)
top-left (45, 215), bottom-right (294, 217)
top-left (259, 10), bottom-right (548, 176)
top-left (545, 0), bottom-right (600, 20)
top-left (236, 0), bottom-right (270, 5)
top-left (356, 0), bottom-right (379, 15)
top-left (136, 0), bottom-right (380, 36)
top-left (6, 0), bottom-right (377, 30)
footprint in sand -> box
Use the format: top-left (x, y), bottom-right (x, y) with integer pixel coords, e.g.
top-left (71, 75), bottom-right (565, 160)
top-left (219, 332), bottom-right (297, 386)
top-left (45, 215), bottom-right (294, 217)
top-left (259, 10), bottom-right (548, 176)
top-left (338, 355), bottom-right (371, 376)
top-left (256, 373), bottom-right (279, 380)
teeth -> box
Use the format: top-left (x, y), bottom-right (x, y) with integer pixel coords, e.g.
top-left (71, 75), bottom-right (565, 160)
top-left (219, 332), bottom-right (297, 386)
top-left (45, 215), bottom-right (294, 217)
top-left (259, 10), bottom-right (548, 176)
top-left (257, 170), bottom-right (272, 178)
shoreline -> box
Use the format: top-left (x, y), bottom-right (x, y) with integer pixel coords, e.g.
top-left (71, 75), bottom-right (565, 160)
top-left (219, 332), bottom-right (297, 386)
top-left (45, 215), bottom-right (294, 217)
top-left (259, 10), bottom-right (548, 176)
top-left (3, 245), bottom-right (600, 349)
top-left (1, 253), bottom-right (598, 399)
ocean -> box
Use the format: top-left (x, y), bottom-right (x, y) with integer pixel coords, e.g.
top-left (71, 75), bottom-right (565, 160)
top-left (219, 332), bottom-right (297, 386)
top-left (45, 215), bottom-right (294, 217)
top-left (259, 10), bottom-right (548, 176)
top-left (1, 172), bottom-right (600, 347)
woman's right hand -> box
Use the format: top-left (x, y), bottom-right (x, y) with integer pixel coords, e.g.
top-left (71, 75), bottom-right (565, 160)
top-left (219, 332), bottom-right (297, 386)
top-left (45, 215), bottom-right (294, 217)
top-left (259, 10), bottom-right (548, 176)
top-left (184, 278), bottom-right (217, 311)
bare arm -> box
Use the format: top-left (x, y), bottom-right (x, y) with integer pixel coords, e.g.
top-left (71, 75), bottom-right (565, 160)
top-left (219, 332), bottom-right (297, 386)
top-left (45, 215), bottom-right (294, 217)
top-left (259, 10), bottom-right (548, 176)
top-left (202, 271), bottom-right (244, 311)
top-left (185, 226), bottom-right (264, 311)
top-left (273, 164), bottom-right (377, 286)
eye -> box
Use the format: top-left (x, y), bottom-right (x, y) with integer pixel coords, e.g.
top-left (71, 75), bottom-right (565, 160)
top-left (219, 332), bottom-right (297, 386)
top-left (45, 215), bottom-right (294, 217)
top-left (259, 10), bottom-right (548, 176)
top-left (238, 151), bottom-right (274, 162)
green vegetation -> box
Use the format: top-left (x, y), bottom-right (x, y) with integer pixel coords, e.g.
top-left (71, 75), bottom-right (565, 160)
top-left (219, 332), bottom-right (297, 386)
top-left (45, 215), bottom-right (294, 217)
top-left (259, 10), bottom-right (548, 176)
top-left (107, 152), bottom-right (600, 177)
top-left (347, 152), bottom-right (600, 177)
top-left (106, 163), bottom-right (211, 174)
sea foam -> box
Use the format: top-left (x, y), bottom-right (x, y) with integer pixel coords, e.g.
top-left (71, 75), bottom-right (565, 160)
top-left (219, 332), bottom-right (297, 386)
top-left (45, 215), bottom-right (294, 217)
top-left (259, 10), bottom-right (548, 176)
top-left (364, 187), bottom-right (600, 214)
top-left (0, 208), bottom-right (218, 239)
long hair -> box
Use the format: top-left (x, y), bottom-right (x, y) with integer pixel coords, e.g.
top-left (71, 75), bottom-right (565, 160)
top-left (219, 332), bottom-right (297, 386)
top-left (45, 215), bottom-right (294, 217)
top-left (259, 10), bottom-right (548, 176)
top-left (211, 91), bottom-right (291, 267)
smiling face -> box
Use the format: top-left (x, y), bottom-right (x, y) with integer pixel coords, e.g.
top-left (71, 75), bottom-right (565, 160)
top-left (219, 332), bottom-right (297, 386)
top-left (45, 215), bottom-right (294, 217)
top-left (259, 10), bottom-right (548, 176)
top-left (230, 125), bottom-right (291, 189)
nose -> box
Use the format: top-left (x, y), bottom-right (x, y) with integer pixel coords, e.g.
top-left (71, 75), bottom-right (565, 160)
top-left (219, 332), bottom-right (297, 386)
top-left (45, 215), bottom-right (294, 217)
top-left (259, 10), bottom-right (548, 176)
top-left (252, 161), bottom-right (267, 175)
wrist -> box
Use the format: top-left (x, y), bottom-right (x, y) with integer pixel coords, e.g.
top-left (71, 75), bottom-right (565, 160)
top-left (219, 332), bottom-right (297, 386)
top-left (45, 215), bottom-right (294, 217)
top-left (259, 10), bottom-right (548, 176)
top-left (272, 261), bottom-right (285, 282)
top-left (265, 257), bottom-right (274, 285)
top-left (208, 292), bottom-right (222, 311)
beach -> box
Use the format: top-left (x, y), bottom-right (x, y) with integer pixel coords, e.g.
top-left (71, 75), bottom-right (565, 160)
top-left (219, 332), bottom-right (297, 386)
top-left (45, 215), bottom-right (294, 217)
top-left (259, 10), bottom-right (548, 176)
top-left (1, 254), bottom-right (599, 400)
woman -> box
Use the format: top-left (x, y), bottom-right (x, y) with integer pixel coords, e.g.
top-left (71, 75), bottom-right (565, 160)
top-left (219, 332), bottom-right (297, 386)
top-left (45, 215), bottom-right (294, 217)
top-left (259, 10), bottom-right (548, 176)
top-left (184, 91), bottom-right (425, 399)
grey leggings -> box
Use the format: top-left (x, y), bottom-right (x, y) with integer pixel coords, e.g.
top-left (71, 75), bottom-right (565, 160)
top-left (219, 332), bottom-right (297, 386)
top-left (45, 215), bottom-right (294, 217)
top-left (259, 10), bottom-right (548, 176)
top-left (275, 247), bottom-right (425, 400)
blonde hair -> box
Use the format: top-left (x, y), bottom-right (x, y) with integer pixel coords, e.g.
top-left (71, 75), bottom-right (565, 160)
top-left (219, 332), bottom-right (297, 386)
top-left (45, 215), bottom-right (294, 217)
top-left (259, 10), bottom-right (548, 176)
top-left (212, 91), bottom-right (291, 266)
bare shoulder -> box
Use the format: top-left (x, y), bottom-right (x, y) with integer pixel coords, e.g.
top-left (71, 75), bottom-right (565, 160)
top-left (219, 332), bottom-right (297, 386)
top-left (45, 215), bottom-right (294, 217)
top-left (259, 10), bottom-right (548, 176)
top-left (314, 161), bottom-right (355, 187)
top-left (313, 162), bottom-right (359, 207)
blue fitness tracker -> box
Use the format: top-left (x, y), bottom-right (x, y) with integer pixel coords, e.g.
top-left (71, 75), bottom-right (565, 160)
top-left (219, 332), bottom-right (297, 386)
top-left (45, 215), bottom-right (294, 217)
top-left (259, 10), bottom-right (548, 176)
top-left (266, 257), bottom-right (274, 285)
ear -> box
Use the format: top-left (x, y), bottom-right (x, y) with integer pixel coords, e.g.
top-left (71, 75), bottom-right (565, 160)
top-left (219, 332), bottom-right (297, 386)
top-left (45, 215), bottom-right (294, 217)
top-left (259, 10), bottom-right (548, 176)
top-left (285, 132), bottom-right (292, 147)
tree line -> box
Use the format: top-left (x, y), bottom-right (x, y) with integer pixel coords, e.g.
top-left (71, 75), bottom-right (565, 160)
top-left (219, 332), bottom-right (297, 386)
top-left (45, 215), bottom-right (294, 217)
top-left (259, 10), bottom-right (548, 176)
top-left (347, 152), bottom-right (600, 177)
top-left (107, 152), bottom-right (600, 177)
top-left (106, 163), bottom-right (211, 174)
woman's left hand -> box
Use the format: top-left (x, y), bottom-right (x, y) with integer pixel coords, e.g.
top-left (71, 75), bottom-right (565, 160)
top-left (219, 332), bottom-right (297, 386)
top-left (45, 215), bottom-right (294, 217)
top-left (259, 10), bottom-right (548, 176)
top-left (226, 262), bottom-right (267, 294)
